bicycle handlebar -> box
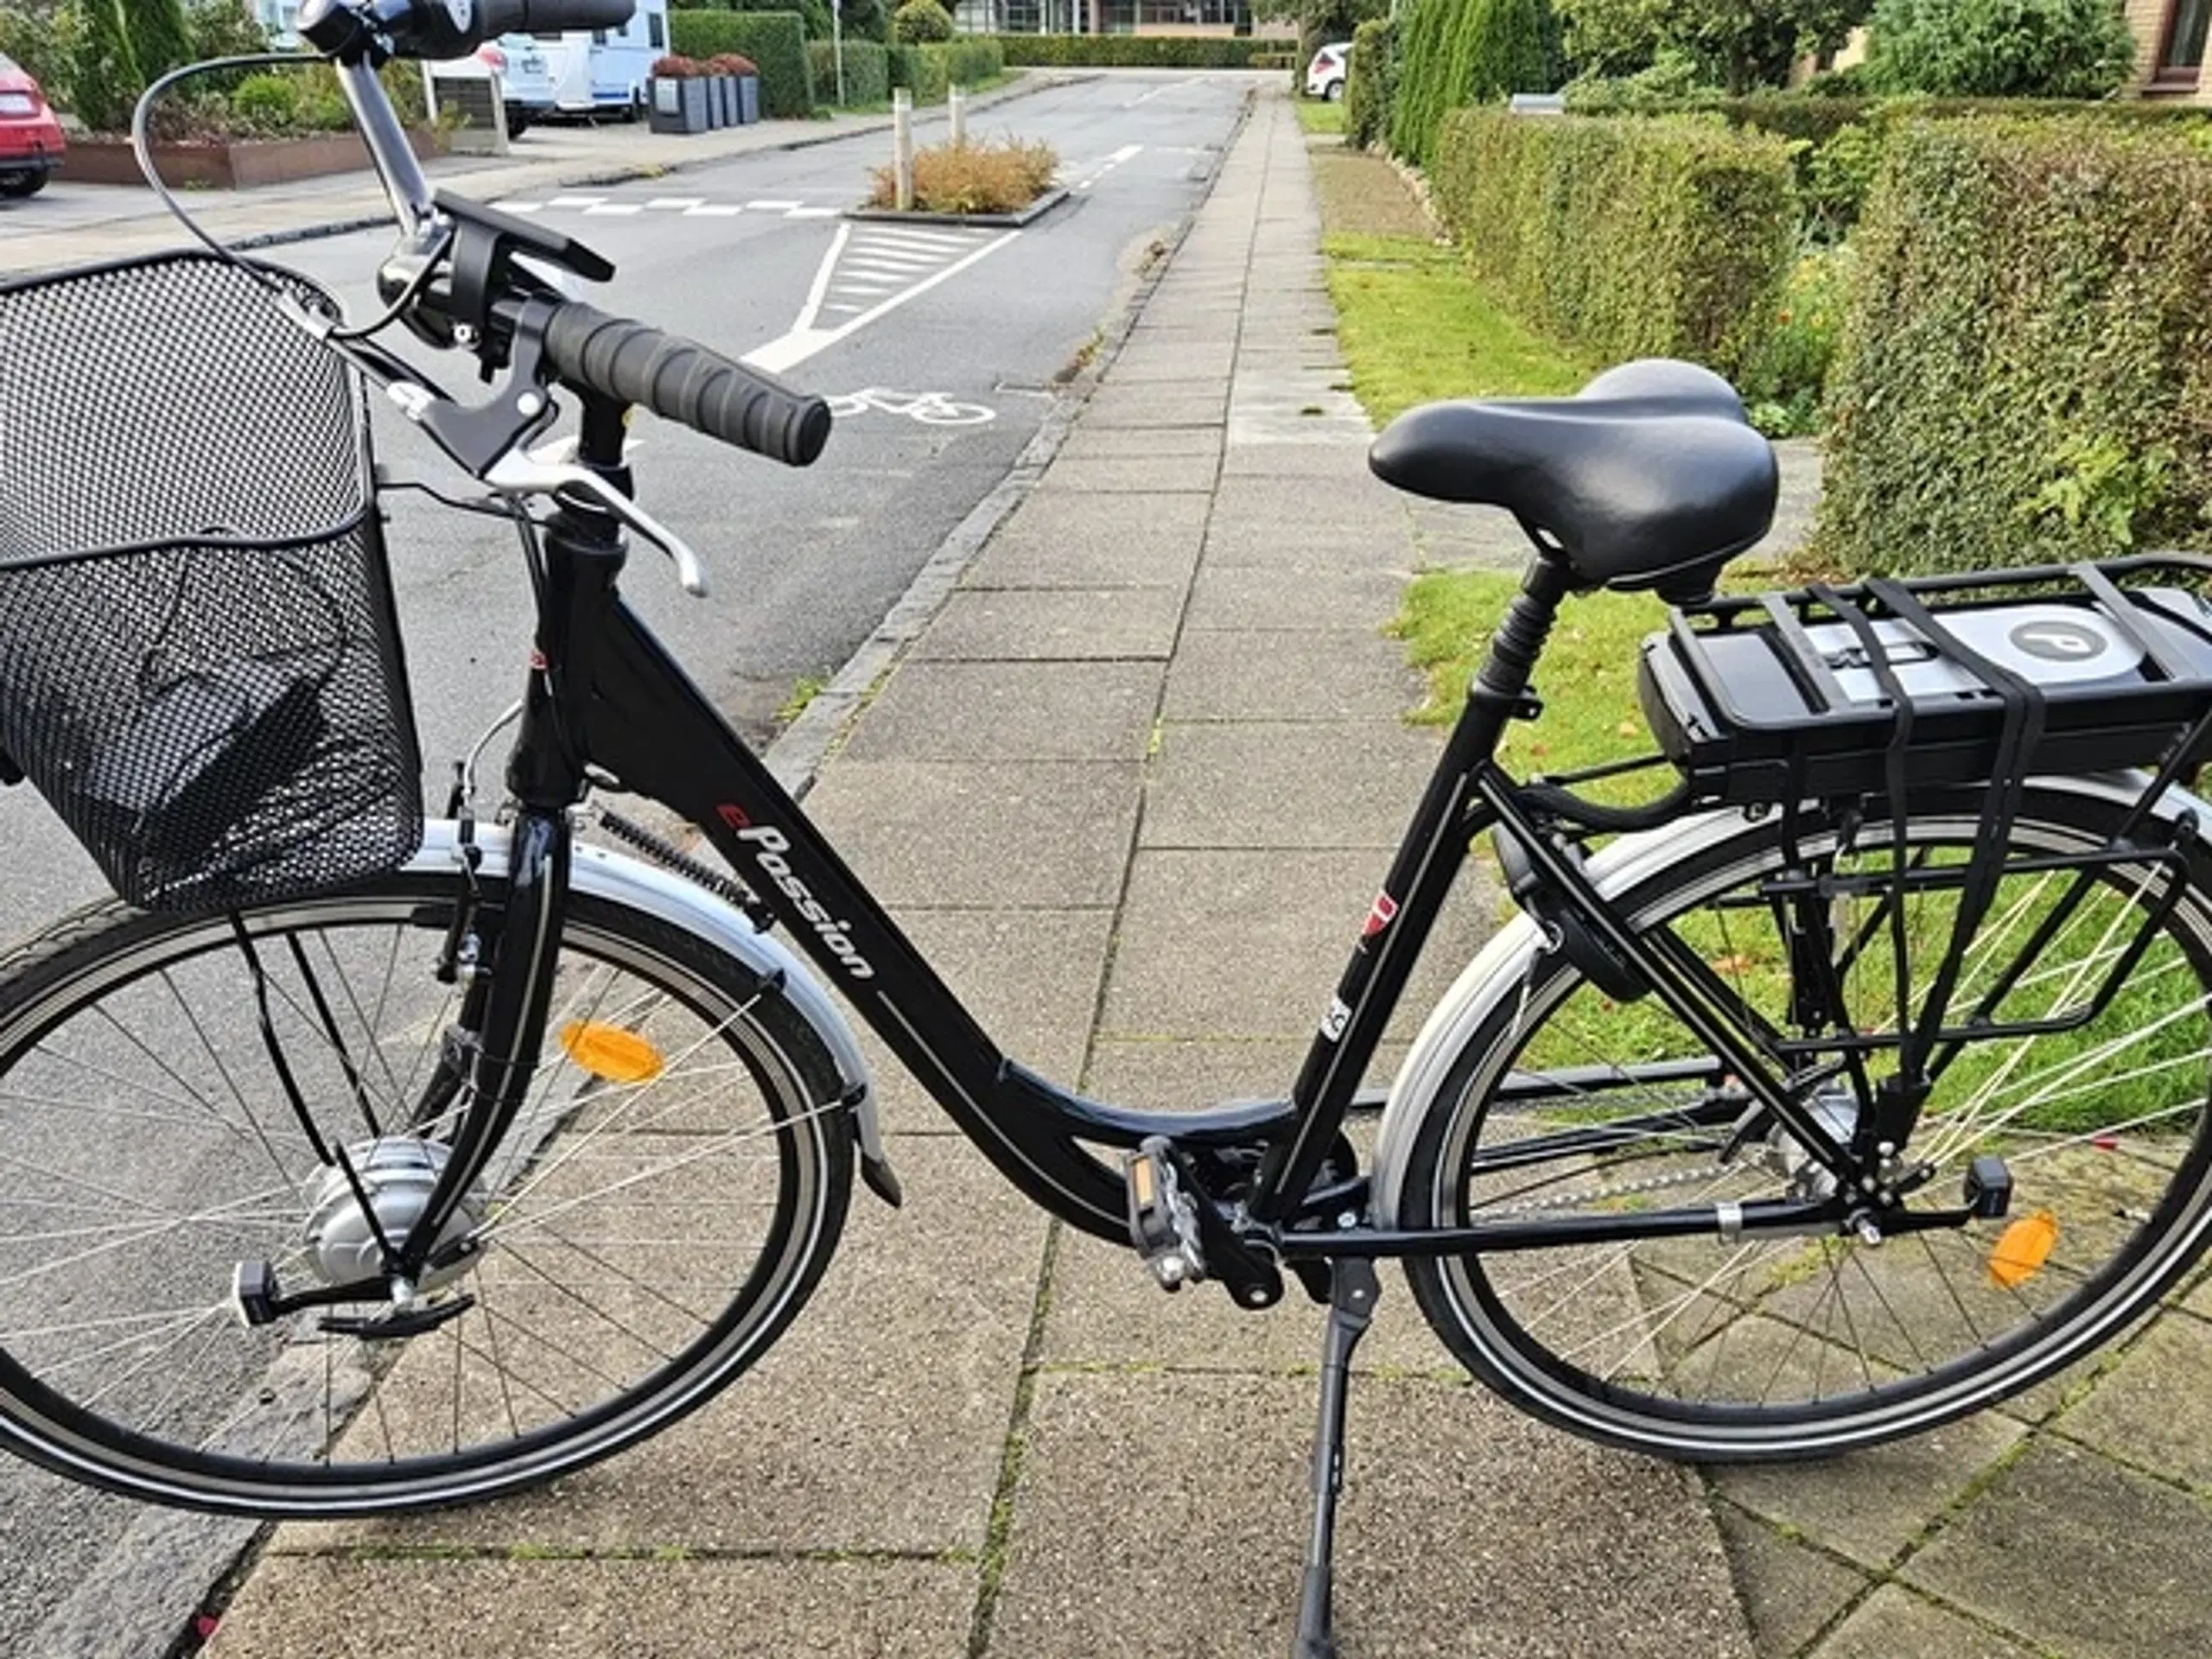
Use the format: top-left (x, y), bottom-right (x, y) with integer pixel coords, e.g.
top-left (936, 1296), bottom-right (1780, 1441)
top-left (540, 302), bottom-right (833, 468)
top-left (478, 1), bottom-right (637, 37)
top-left (301, 1), bottom-right (635, 62)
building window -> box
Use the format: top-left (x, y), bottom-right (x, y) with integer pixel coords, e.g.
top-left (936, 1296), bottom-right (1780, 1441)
top-left (2163, 0), bottom-right (2212, 81)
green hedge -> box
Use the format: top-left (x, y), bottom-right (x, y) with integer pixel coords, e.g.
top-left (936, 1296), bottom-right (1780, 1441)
top-left (938, 36), bottom-right (1002, 86)
top-left (1344, 17), bottom-right (1396, 151)
top-left (1818, 119), bottom-right (2212, 575)
top-left (808, 39), bottom-right (889, 105)
top-left (1430, 107), bottom-right (1796, 379)
top-left (887, 41), bottom-right (944, 101)
top-left (670, 10), bottom-right (814, 115)
top-left (984, 33), bottom-right (1278, 67)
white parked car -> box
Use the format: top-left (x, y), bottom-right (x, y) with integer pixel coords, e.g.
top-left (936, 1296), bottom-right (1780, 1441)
top-left (427, 34), bottom-right (560, 136)
top-left (1306, 40), bottom-right (1351, 101)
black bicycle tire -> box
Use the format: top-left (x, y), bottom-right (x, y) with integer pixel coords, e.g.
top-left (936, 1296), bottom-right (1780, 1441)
top-left (1401, 787), bottom-right (2212, 1460)
top-left (0, 872), bottom-right (856, 1516)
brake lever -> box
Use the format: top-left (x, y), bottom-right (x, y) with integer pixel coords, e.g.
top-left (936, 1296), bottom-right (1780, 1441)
top-left (484, 444), bottom-right (710, 599)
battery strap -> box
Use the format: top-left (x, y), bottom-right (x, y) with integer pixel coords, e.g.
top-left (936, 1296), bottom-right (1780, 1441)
top-left (1863, 578), bottom-right (2050, 1086)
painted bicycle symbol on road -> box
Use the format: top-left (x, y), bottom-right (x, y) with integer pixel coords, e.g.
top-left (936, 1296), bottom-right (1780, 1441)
top-left (824, 388), bottom-right (997, 427)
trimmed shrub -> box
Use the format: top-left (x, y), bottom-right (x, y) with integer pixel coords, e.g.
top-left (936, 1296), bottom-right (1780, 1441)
top-left (1344, 16), bottom-right (1397, 150)
top-left (1390, 0), bottom-right (1552, 167)
top-left (1865, 0), bottom-right (2138, 99)
top-left (227, 70), bottom-right (300, 132)
top-left (891, 0), bottom-right (953, 42)
top-left (938, 37), bottom-right (1001, 86)
top-left (0, 7), bottom-right (71, 100)
top-left (808, 38), bottom-right (890, 105)
top-left (984, 34), bottom-right (1280, 67)
top-left (887, 40), bottom-right (945, 102)
top-left (1818, 119), bottom-right (2212, 575)
top-left (670, 9), bottom-right (813, 114)
top-left (1429, 106), bottom-right (1796, 378)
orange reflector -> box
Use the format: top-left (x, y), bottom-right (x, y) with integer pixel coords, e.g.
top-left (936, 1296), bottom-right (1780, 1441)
top-left (1987, 1210), bottom-right (2059, 1289)
top-left (560, 1021), bottom-right (664, 1084)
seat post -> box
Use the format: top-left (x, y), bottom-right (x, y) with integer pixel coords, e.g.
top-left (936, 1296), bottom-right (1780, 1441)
top-left (1464, 549), bottom-right (1574, 733)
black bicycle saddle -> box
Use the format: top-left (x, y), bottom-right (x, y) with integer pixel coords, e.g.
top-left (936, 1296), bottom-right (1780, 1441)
top-left (1368, 359), bottom-right (1778, 603)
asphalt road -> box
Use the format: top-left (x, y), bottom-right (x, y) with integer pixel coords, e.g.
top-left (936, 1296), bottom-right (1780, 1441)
top-left (0, 70), bottom-right (1247, 1655)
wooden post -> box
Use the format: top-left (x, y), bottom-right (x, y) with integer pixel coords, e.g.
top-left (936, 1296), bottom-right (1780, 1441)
top-left (948, 84), bottom-right (966, 148)
top-left (892, 86), bottom-right (914, 211)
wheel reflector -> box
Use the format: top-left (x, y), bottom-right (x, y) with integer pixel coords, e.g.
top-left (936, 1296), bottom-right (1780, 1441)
top-left (1986, 1209), bottom-right (2059, 1288)
top-left (560, 1021), bottom-right (664, 1084)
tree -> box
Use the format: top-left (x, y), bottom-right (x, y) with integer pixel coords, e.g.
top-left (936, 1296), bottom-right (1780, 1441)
top-left (1557, 0), bottom-right (1871, 92)
top-left (131, 0), bottom-right (194, 84)
top-left (1259, 0), bottom-right (1389, 99)
top-left (1865, 0), bottom-right (2138, 98)
top-left (68, 0), bottom-right (139, 132)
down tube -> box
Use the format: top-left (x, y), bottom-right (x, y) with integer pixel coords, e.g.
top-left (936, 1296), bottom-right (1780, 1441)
top-left (582, 596), bottom-right (1135, 1238)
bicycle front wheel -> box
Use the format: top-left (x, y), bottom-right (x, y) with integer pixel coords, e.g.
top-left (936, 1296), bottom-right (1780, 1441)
top-left (1401, 787), bottom-right (2212, 1459)
top-left (0, 873), bottom-right (854, 1515)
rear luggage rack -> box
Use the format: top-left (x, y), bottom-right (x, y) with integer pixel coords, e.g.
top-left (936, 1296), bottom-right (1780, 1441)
top-left (1638, 554), bottom-right (2212, 807)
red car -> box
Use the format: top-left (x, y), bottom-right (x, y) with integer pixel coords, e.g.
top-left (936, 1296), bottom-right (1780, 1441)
top-left (0, 54), bottom-right (65, 199)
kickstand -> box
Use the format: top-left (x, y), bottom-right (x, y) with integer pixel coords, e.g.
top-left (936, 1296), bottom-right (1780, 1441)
top-left (1294, 1257), bottom-right (1380, 1659)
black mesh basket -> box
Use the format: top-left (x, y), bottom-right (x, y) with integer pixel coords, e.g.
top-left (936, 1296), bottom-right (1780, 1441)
top-left (0, 252), bottom-right (422, 911)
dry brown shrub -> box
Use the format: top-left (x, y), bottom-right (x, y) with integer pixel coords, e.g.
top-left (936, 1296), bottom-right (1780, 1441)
top-left (869, 137), bottom-right (1057, 214)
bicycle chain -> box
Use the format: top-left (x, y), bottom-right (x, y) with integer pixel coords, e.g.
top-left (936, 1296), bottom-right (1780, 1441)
top-left (1482, 1158), bottom-right (1738, 1217)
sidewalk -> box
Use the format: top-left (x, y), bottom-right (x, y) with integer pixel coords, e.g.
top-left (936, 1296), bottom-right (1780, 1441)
top-left (0, 74), bottom-right (1054, 276)
top-left (175, 82), bottom-right (2212, 1659)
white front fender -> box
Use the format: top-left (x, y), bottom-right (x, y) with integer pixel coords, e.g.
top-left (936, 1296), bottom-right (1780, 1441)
top-left (1369, 772), bottom-right (2212, 1225)
top-left (408, 820), bottom-right (892, 1198)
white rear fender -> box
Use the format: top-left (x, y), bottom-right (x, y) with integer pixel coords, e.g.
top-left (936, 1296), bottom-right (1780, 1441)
top-left (1369, 773), bottom-right (2212, 1224)
top-left (408, 820), bottom-right (893, 1202)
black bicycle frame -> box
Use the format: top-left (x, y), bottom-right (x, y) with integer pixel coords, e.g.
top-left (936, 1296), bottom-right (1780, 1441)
top-left (434, 508), bottom-right (1867, 1272)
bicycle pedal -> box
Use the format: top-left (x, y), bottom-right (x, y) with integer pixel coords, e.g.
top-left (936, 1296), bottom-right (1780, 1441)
top-left (1126, 1136), bottom-right (1205, 1291)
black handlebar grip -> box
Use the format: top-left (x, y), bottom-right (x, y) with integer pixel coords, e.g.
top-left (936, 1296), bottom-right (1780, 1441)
top-left (476, 1), bottom-right (638, 34)
top-left (541, 302), bottom-right (833, 467)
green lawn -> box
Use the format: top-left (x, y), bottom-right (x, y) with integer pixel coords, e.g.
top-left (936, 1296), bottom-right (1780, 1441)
top-left (1324, 233), bottom-right (1591, 429)
top-left (1294, 99), bottom-right (1347, 136)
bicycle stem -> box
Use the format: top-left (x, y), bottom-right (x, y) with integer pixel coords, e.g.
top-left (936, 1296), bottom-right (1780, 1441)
top-left (334, 55), bottom-right (433, 238)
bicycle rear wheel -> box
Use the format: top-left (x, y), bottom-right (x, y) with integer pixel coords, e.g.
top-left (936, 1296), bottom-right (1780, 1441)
top-left (1400, 787), bottom-right (2212, 1459)
top-left (0, 873), bottom-right (854, 1515)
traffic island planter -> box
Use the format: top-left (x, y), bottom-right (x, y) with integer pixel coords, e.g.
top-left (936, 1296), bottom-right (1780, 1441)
top-left (60, 128), bottom-right (446, 188)
top-left (844, 186), bottom-right (1068, 228)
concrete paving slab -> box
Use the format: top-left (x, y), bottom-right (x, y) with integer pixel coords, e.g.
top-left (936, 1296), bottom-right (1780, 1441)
top-left (801, 761), bottom-right (1140, 907)
top-left (1142, 720), bottom-right (1440, 849)
top-left (1184, 567), bottom-right (1413, 632)
top-left (2049, 1309), bottom-right (2212, 1489)
top-left (841, 661), bottom-right (1163, 763)
top-left (1078, 387), bottom-right (1232, 428)
top-left (1162, 629), bottom-right (1422, 722)
top-left (206, 1554), bottom-right (981, 1659)
top-left (842, 908), bottom-right (1116, 1134)
top-left (1809, 1583), bottom-right (2034, 1659)
top-left (990, 1370), bottom-right (1751, 1658)
top-left (1051, 425), bottom-right (1226, 461)
top-left (1903, 1438), bottom-right (2212, 1658)
top-left (963, 493), bottom-right (1208, 589)
top-left (1218, 443), bottom-right (1381, 480)
top-left (913, 588), bottom-right (1184, 662)
top-left (1040, 1225), bottom-right (1461, 1375)
top-left (1710, 1411), bottom-right (2025, 1569)
top-left (1100, 849), bottom-right (1495, 1040)
top-left (1083, 1036), bottom-right (1407, 1117)
top-left (1108, 349), bottom-right (1239, 384)
top-left (1712, 1506), bottom-right (1871, 1659)
top-left (276, 1137), bottom-right (1044, 1558)
top-left (1030, 454), bottom-right (1221, 493)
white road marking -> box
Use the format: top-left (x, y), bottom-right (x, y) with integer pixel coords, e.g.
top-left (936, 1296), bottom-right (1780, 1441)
top-left (746, 198), bottom-right (802, 210)
top-left (545, 195), bottom-right (605, 209)
top-left (1122, 83), bottom-right (1175, 108)
top-left (683, 203), bottom-right (744, 217)
top-left (583, 202), bottom-right (643, 216)
top-left (860, 227), bottom-right (976, 250)
top-left (745, 228), bottom-right (1020, 376)
top-left (786, 207), bottom-right (840, 218)
top-left (1069, 143), bottom-right (1143, 191)
top-left (495, 200), bottom-right (544, 213)
top-left (646, 197), bottom-right (705, 210)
